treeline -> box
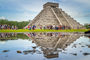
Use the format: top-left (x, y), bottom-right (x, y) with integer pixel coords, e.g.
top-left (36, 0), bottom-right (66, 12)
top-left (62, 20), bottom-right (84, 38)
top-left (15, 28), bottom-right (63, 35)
top-left (84, 23), bottom-right (90, 29)
top-left (0, 19), bottom-right (89, 29)
top-left (0, 19), bottom-right (31, 29)
top-left (0, 33), bottom-right (29, 40)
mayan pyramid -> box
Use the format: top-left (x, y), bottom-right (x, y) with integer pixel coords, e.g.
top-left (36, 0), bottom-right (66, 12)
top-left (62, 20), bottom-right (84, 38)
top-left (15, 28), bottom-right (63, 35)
top-left (26, 2), bottom-right (85, 29)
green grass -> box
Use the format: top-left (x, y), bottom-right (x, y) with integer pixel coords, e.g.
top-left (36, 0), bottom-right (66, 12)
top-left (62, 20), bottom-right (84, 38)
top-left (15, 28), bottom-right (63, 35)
top-left (0, 29), bottom-right (89, 32)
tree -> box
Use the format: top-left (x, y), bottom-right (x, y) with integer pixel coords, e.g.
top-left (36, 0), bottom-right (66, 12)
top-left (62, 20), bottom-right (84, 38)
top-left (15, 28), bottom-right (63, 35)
top-left (84, 23), bottom-right (89, 29)
top-left (0, 19), bottom-right (31, 29)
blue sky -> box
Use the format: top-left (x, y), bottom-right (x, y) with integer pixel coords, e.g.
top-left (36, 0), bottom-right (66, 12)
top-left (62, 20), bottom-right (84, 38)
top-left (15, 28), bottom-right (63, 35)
top-left (0, 0), bottom-right (90, 25)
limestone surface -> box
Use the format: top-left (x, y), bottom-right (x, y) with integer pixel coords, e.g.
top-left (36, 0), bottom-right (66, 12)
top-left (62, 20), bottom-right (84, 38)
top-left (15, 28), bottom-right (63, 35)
top-left (26, 2), bottom-right (85, 29)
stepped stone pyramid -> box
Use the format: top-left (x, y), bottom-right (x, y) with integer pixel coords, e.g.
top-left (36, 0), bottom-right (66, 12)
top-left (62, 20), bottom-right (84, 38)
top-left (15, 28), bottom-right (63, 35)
top-left (26, 2), bottom-right (85, 29)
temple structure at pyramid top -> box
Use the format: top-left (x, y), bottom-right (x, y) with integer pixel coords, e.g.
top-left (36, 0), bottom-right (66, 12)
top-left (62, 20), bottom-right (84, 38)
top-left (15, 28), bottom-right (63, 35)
top-left (26, 2), bottom-right (85, 29)
top-left (43, 2), bottom-right (59, 9)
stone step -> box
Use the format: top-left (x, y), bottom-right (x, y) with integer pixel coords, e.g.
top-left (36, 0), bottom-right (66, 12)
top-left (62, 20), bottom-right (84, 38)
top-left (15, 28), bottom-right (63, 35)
top-left (53, 8), bottom-right (70, 26)
top-left (59, 9), bottom-right (85, 28)
top-left (30, 7), bottom-right (60, 29)
top-left (60, 9), bottom-right (71, 17)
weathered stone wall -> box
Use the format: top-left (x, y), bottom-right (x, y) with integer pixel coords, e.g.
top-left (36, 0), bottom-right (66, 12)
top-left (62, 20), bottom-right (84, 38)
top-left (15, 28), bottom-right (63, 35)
top-left (59, 8), bottom-right (85, 29)
top-left (28, 6), bottom-right (59, 29)
top-left (43, 2), bottom-right (59, 9)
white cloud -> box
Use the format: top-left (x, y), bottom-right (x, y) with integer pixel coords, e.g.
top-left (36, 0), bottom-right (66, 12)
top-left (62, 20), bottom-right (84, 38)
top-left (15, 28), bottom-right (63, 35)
top-left (24, 12), bottom-right (28, 14)
top-left (0, 16), bottom-right (5, 19)
top-left (75, 0), bottom-right (90, 5)
top-left (21, 12), bottom-right (38, 20)
top-left (59, 0), bottom-right (90, 5)
top-left (12, 0), bottom-right (56, 12)
top-left (66, 11), bottom-right (90, 18)
top-left (75, 56), bottom-right (90, 60)
top-left (0, 41), bottom-right (5, 44)
top-left (60, 0), bottom-right (67, 2)
top-left (23, 12), bottom-right (37, 17)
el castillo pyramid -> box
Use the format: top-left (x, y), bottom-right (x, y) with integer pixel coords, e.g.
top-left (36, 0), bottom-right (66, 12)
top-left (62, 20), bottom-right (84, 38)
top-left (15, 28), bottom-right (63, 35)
top-left (26, 2), bottom-right (85, 29)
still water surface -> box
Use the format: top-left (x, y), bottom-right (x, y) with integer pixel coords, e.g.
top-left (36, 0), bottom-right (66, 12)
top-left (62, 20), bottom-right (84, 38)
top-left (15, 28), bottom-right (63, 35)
top-left (0, 32), bottom-right (90, 60)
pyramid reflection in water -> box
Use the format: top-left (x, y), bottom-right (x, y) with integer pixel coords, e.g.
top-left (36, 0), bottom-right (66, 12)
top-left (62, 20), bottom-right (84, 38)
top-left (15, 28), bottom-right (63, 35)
top-left (25, 32), bottom-right (82, 59)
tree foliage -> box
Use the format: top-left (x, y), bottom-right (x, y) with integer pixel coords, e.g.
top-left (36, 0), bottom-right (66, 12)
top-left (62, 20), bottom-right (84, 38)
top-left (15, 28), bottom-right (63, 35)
top-left (84, 23), bottom-right (89, 29)
top-left (0, 19), bottom-right (31, 29)
top-left (0, 33), bottom-right (29, 40)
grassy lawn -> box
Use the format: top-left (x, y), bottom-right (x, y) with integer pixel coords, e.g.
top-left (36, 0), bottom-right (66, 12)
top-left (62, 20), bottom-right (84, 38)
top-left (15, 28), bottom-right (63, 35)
top-left (0, 29), bottom-right (89, 32)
